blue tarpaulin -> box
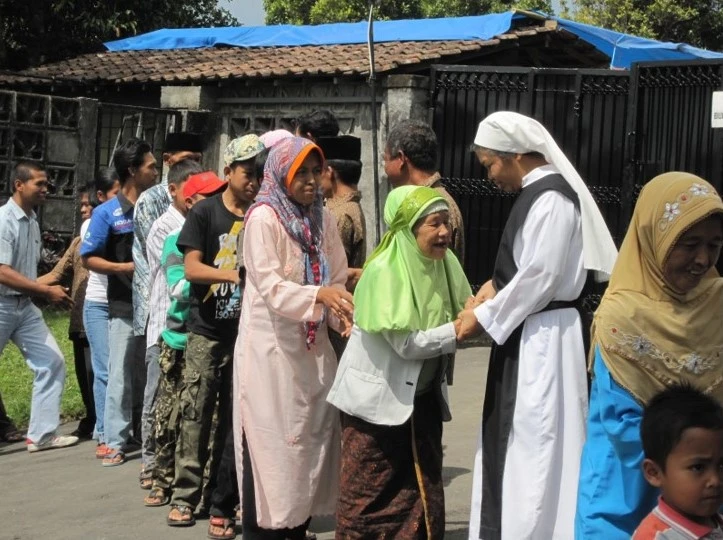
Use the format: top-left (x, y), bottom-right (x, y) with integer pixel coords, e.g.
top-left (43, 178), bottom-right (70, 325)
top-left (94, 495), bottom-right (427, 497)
top-left (104, 12), bottom-right (516, 50)
top-left (104, 11), bottom-right (723, 70)
top-left (552, 18), bottom-right (723, 69)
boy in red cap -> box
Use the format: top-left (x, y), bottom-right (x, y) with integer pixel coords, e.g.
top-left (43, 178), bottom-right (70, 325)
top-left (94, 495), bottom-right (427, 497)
top-left (144, 168), bottom-right (227, 508)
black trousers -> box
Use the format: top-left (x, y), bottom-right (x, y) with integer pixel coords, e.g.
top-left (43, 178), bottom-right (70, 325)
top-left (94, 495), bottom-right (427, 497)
top-left (0, 392), bottom-right (18, 435)
top-left (209, 413), bottom-right (239, 518)
top-left (241, 433), bottom-right (311, 540)
top-left (71, 335), bottom-right (96, 434)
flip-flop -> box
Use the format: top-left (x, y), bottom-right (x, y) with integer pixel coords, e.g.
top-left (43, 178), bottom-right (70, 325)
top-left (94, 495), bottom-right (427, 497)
top-left (167, 505), bottom-right (196, 527)
top-left (102, 450), bottom-right (126, 467)
top-left (139, 469), bottom-right (153, 490)
top-left (144, 487), bottom-right (170, 507)
top-left (207, 516), bottom-right (236, 540)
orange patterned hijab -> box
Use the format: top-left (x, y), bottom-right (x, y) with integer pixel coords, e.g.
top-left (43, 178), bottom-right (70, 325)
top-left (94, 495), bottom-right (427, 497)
top-left (593, 172), bottom-right (723, 404)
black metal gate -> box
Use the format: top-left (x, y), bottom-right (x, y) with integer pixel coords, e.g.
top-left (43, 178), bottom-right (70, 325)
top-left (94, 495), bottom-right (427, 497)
top-left (625, 61), bottom-right (723, 216)
top-left (431, 61), bottom-right (723, 289)
top-left (96, 103), bottom-right (183, 170)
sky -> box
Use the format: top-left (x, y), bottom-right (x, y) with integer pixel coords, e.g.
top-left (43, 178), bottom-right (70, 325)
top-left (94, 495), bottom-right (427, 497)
top-left (226, 0), bottom-right (266, 26)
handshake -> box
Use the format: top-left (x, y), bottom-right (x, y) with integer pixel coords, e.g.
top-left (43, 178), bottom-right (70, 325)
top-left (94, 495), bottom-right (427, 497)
top-left (454, 279), bottom-right (496, 342)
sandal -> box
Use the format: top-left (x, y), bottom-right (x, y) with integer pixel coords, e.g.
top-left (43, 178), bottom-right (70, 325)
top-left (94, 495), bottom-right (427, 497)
top-left (102, 449), bottom-right (126, 467)
top-left (167, 505), bottom-right (196, 527)
top-left (139, 468), bottom-right (153, 490)
top-left (95, 443), bottom-right (111, 459)
top-left (207, 516), bottom-right (236, 540)
top-left (144, 487), bottom-right (170, 507)
top-left (0, 428), bottom-right (26, 443)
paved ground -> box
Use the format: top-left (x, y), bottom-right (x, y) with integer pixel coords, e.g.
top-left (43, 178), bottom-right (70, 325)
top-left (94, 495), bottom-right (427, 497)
top-left (0, 347), bottom-right (489, 540)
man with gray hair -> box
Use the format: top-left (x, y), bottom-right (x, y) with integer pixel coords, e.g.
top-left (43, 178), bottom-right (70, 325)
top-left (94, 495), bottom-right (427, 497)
top-left (383, 119), bottom-right (465, 263)
top-left (456, 111), bottom-right (617, 540)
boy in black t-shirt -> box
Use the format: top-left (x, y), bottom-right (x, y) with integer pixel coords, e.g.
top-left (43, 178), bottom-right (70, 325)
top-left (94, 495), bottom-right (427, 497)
top-left (167, 134), bottom-right (265, 527)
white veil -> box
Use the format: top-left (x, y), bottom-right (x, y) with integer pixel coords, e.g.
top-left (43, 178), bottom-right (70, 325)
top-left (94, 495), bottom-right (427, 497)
top-left (474, 111), bottom-right (617, 281)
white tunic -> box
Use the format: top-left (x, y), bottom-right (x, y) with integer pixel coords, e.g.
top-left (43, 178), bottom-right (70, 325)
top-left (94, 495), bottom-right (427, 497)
top-left (469, 165), bottom-right (589, 540)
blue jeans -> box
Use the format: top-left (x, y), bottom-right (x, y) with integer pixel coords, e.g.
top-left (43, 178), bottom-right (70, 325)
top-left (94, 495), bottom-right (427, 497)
top-left (83, 300), bottom-right (109, 443)
top-left (0, 297), bottom-right (64, 443)
top-left (141, 343), bottom-right (161, 469)
top-left (105, 316), bottom-right (146, 451)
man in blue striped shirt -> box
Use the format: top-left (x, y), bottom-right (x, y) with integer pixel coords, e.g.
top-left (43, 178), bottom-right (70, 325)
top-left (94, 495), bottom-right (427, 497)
top-left (82, 139), bottom-right (158, 467)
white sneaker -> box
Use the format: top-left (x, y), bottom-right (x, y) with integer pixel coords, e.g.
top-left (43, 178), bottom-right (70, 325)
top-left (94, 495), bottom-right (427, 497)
top-left (27, 435), bottom-right (79, 453)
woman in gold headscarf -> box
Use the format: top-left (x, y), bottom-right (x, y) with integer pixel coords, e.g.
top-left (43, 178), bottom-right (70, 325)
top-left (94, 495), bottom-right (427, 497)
top-left (575, 172), bottom-right (723, 539)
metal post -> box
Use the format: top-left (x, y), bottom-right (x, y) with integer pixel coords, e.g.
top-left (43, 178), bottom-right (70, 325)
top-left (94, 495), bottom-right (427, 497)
top-left (367, 0), bottom-right (381, 244)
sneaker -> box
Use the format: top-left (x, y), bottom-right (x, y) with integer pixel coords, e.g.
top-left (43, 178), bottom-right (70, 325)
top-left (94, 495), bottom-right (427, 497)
top-left (26, 435), bottom-right (79, 453)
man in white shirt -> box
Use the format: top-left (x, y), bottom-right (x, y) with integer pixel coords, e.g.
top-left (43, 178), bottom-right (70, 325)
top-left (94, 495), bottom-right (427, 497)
top-left (140, 158), bottom-right (203, 484)
top-left (456, 112), bottom-right (617, 540)
top-left (0, 162), bottom-right (77, 452)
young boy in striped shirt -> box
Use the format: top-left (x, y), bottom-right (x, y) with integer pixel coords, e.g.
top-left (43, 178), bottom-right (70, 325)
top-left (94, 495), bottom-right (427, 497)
top-left (634, 385), bottom-right (723, 540)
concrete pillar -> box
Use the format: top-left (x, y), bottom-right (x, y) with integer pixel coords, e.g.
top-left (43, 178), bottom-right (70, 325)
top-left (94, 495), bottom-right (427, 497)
top-left (160, 86), bottom-right (218, 175)
top-left (365, 74), bottom-right (431, 246)
top-left (160, 86), bottom-right (217, 111)
top-left (383, 74), bottom-right (431, 131)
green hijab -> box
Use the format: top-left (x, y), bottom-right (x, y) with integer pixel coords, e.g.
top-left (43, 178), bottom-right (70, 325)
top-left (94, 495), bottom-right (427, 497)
top-left (354, 186), bottom-right (472, 333)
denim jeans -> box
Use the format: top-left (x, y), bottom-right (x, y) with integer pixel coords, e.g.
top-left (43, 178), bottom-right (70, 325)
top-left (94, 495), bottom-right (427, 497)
top-left (105, 316), bottom-right (146, 451)
top-left (0, 296), bottom-right (64, 443)
top-left (83, 300), bottom-right (109, 443)
top-left (141, 342), bottom-right (161, 469)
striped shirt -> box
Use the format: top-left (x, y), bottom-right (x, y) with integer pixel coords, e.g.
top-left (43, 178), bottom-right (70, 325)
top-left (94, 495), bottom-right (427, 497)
top-left (633, 498), bottom-right (723, 540)
top-left (131, 181), bottom-right (172, 335)
top-left (0, 197), bottom-right (40, 296)
top-left (145, 205), bottom-right (184, 349)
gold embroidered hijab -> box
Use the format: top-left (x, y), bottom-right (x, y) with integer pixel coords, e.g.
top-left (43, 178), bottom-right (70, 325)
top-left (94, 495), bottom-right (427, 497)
top-left (593, 172), bottom-right (723, 405)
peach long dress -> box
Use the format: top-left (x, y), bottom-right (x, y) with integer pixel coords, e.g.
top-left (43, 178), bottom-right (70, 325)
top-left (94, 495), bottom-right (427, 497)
top-left (233, 204), bottom-right (347, 529)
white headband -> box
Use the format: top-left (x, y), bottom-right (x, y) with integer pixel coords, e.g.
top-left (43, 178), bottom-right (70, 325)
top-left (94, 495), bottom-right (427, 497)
top-left (474, 111), bottom-right (617, 280)
top-left (416, 200), bottom-right (449, 222)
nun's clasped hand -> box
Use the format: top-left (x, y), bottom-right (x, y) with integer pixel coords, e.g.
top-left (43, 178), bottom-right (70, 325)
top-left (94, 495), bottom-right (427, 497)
top-left (455, 309), bottom-right (483, 341)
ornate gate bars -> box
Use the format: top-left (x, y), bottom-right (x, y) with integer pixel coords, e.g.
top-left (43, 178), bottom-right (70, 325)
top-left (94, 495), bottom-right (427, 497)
top-left (431, 61), bottom-right (723, 289)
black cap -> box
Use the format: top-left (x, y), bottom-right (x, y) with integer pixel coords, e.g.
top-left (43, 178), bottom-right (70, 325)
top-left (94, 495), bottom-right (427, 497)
top-left (315, 135), bottom-right (361, 161)
top-left (164, 132), bottom-right (203, 153)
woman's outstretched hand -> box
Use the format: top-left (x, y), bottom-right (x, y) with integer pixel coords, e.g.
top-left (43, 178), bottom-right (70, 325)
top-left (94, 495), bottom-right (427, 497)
top-left (317, 286), bottom-right (354, 324)
top-left (339, 315), bottom-right (353, 338)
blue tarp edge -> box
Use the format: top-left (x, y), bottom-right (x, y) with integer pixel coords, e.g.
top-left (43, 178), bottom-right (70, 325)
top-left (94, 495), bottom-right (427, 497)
top-left (103, 11), bottom-right (723, 70)
top-left (552, 17), bottom-right (723, 69)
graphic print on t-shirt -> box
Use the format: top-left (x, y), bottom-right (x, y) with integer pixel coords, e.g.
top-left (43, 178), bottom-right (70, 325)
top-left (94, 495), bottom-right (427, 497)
top-left (204, 220), bottom-right (243, 320)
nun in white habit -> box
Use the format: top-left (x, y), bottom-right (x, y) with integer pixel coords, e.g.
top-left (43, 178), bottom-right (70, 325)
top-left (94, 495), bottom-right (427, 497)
top-left (456, 111), bottom-right (617, 540)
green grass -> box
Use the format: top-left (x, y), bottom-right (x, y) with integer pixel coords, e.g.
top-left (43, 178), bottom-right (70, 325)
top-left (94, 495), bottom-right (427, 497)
top-left (0, 309), bottom-right (84, 428)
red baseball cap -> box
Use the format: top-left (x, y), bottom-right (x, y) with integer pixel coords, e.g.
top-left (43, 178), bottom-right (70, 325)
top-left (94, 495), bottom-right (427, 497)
top-left (183, 171), bottom-right (226, 198)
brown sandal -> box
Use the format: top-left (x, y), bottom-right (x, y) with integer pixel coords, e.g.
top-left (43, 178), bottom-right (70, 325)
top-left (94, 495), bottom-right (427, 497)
top-left (207, 516), bottom-right (236, 539)
top-left (167, 505), bottom-right (195, 527)
top-left (144, 487), bottom-right (170, 507)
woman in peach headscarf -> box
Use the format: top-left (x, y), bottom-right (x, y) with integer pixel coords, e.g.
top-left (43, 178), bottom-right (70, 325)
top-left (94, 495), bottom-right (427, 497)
top-left (233, 136), bottom-right (352, 539)
top-left (575, 172), bottom-right (723, 539)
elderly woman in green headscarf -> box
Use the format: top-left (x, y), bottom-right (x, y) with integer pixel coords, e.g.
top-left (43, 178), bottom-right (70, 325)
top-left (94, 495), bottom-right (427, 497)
top-left (326, 185), bottom-right (471, 538)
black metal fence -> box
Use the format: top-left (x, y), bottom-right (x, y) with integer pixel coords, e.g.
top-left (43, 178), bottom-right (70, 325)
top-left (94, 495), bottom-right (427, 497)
top-left (431, 60), bottom-right (723, 289)
top-left (96, 103), bottom-right (183, 170)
